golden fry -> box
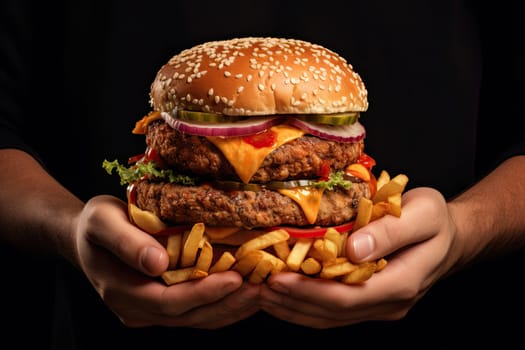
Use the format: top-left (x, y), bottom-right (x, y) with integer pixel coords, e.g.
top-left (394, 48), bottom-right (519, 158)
top-left (375, 170), bottom-right (390, 191)
top-left (166, 233), bottom-right (183, 269)
top-left (353, 197), bottom-right (373, 231)
top-left (161, 267), bottom-right (208, 285)
top-left (320, 259), bottom-right (359, 279)
top-left (387, 193), bottom-right (403, 217)
top-left (235, 229), bottom-right (289, 259)
top-left (259, 250), bottom-right (287, 274)
top-left (272, 240), bottom-right (291, 261)
top-left (180, 222), bottom-right (205, 267)
top-left (209, 251), bottom-right (236, 274)
top-left (371, 202), bottom-right (391, 221)
top-left (231, 250), bottom-right (263, 276)
top-left (376, 258), bottom-right (388, 272)
top-left (341, 261), bottom-right (377, 284)
top-left (300, 257), bottom-right (322, 275)
top-left (337, 231), bottom-right (349, 257)
top-left (324, 228), bottom-right (343, 251)
top-left (286, 238), bottom-right (313, 272)
top-left (195, 239), bottom-right (213, 272)
top-left (373, 174), bottom-right (409, 204)
top-left (248, 258), bottom-right (275, 284)
top-left (321, 239), bottom-right (338, 265)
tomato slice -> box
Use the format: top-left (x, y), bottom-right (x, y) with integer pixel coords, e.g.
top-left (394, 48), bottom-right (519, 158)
top-left (270, 221), bottom-right (355, 238)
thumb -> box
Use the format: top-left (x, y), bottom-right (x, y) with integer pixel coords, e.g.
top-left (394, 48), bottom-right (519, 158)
top-left (82, 195), bottom-right (169, 276)
top-left (346, 187), bottom-right (446, 263)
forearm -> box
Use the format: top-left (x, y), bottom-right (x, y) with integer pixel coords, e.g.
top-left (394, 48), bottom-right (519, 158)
top-left (0, 148), bottom-right (84, 263)
top-left (448, 155), bottom-right (525, 270)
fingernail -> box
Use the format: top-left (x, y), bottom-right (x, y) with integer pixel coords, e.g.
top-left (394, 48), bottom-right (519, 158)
top-left (140, 246), bottom-right (164, 275)
top-left (352, 233), bottom-right (375, 260)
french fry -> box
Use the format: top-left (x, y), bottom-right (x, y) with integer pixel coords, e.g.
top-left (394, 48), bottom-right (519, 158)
top-left (321, 238), bottom-right (338, 265)
top-left (337, 231), bottom-right (349, 257)
top-left (320, 259), bottom-right (359, 279)
top-left (248, 258), bottom-right (275, 284)
top-left (300, 257), bottom-right (322, 275)
top-left (231, 250), bottom-right (263, 277)
top-left (324, 228), bottom-right (343, 250)
top-left (387, 192), bottom-right (403, 217)
top-left (272, 240), bottom-right (291, 261)
top-left (341, 261), bottom-right (377, 284)
top-left (286, 238), bottom-right (313, 272)
top-left (209, 251), bottom-right (236, 274)
top-left (166, 233), bottom-right (183, 269)
top-left (371, 201), bottom-right (391, 221)
top-left (376, 258), bottom-right (388, 272)
top-left (235, 229), bottom-right (289, 259)
top-left (375, 170), bottom-right (390, 191)
top-left (195, 239), bottom-right (213, 272)
top-left (259, 250), bottom-right (287, 274)
top-left (373, 173), bottom-right (409, 204)
top-left (161, 267), bottom-right (208, 285)
top-left (353, 197), bottom-right (373, 231)
top-left (180, 222), bottom-right (205, 267)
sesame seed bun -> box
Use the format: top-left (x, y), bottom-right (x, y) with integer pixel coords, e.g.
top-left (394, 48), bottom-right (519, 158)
top-left (149, 37), bottom-right (368, 116)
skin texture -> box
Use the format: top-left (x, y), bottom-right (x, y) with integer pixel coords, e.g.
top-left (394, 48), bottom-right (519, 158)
top-left (1, 148), bottom-right (524, 328)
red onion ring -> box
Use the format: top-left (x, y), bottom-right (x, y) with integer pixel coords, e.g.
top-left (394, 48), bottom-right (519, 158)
top-left (161, 111), bottom-right (366, 142)
top-left (287, 118), bottom-right (366, 143)
top-left (161, 112), bottom-right (280, 137)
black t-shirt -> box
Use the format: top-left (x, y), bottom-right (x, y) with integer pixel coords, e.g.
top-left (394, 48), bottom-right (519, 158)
top-left (2, 1), bottom-right (525, 348)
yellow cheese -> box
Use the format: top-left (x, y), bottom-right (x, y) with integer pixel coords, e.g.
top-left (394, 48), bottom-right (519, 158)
top-left (277, 187), bottom-right (325, 225)
top-left (207, 124), bottom-right (324, 224)
top-left (206, 124), bottom-right (304, 184)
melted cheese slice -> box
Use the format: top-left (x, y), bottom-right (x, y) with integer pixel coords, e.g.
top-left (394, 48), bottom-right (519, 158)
top-left (207, 124), bottom-right (325, 224)
top-left (206, 124), bottom-right (304, 184)
top-left (277, 187), bottom-right (325, 224)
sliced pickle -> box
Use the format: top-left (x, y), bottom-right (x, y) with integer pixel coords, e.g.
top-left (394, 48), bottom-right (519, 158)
top-left (213, 179), bottom-right (317, 192)
top-left (212, 180), bottom-right (262, 192)
top-left (294, 112), bottom-right (359, 125)
top-left (177, 110), bottom-right (244, 123)
top-left (266, 179), bottom-right (317, 189)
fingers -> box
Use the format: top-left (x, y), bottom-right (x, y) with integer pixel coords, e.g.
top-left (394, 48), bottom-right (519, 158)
top-left (347, 187), bottom-right (448, 263)
top-left (79, 195), bottom-right (169, 276)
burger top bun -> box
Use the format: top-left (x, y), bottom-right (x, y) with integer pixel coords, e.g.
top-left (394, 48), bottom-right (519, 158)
top-left (149, 37), bottom-right (368, 116)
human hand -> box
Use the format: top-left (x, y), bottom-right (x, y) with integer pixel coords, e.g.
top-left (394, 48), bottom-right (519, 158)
top-left (259, 187), bottom-right (458, 328)
top-left (73, 195), bottom-right (260, 328)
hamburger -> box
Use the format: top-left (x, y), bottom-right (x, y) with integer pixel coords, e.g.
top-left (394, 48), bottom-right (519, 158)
top-left (103, 37), bottom-right (377, 248)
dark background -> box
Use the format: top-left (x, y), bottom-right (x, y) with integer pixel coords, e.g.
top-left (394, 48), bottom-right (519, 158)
top-left (2, 0), bottom-right (525, 348)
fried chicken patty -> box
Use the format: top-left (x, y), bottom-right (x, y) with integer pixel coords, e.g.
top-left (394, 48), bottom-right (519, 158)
top-left (135, 180), bottom-right (371, 229)
top-left (146, 121), bottom-right (364, 183)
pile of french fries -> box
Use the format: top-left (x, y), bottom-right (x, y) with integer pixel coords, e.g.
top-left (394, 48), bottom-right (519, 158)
top-left (161, 170), bottom-right (409, 285)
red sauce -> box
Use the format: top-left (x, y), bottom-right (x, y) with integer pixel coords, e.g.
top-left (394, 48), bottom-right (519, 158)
top-left (243, 129), bottom-right (277, 148)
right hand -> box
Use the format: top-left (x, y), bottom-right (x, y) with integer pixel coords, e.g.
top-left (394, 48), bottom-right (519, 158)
top-left (73, 195), bottom-right (261, 328)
